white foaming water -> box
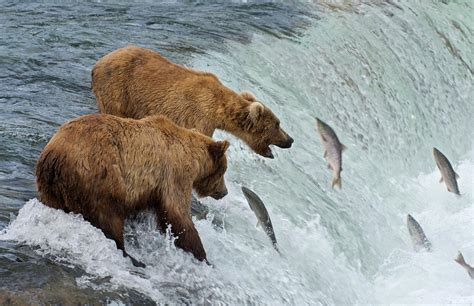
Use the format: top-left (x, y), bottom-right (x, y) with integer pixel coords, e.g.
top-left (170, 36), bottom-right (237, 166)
top-left (1, 1), bottom-right (473, 304)
top-left (1, 159), bottom-right (472, 304)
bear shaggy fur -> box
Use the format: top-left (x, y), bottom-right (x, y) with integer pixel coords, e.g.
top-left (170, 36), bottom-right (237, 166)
top-left (91, 45), bottom-right (293, 158)
top-left (36, 114), bottom-right (229, 267)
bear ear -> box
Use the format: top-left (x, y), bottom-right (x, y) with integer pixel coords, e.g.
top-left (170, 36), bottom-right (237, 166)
top-left (248, 102), bottom-right (265, 122)
top-left (240, 91), bottom-right (257, 102)
top-left (208, 140), bottom-right (230, 161)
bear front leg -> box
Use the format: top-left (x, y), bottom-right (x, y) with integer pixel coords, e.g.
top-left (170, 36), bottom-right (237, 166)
top-left (157, 205), bottom-right (207, 262)
top-left (173, 217), bottom-right (207, 262)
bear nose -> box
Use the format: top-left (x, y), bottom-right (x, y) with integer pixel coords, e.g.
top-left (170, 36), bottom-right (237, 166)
top-left (212, 189), bottom-right (228, 200)
top-left (275, 136), bottom-right (293, 149)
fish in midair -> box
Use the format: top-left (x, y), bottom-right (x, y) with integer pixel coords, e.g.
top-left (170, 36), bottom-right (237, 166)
top-left (406, 214), bottom-right (432, 252)
top-left (433, 147), bottom-right (460, 195)
top-left (241, 186), bottom-right (279, 253)
top-left (315, 118), bottom-right (346, 188)
top-left (454, 251), bottom-right (474, 279)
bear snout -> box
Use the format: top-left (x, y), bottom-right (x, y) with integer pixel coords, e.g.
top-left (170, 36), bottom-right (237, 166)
top-left (211, 189), bottom-right (228, 200)
top-left (275, 135), bottom-right (294, 149)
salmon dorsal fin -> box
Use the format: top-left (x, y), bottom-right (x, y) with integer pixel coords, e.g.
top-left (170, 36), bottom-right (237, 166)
top-left (341, 143), bottom-right (347, 152)
top-left (455, 172), bottom-right (460, 179)
top-left (439, 177), bottom-right (444, 183)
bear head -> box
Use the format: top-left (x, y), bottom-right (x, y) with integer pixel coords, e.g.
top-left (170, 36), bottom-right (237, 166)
top-left (194, 140), bottom-right (230, 200)
top-left (238, 92), bottom-right (294, 158)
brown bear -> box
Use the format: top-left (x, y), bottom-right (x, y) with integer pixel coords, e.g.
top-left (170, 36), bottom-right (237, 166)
top-left (36, 114), bottom-right (230, 267)
top-left (91, 45), bottom-right (293, 158)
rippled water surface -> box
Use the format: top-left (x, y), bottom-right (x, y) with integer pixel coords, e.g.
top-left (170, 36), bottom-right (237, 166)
top-left (1, 1), bottom-right (472, 304)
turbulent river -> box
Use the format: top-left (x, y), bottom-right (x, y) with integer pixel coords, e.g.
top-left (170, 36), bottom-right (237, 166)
top-left (0, 1), bottom-right (472, 304)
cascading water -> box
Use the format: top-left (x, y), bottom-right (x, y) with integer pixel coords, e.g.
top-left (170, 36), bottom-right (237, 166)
top-left (1, 1), bottom-right (472, 304)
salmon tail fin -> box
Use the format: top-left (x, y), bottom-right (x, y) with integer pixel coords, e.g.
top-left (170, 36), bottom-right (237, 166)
top-left (332, 176), bottom-right (341, 189)
top-left (423, 239), bottom-right (433, 252)
top-left (455, 251), bottom-right (466, 266)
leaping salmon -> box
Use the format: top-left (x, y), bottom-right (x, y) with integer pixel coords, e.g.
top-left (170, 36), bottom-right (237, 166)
top-left (315, 118), bottom-right (346, 188)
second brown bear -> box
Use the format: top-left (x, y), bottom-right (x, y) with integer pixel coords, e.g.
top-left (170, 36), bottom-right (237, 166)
top-left (91, 45), bottom-right (293, 158)
top-left (36, 114), bottom-right (229, 267)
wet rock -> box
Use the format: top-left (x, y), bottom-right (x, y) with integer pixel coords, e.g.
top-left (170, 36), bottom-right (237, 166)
top-left (0, 242), bottom-right (155, 305)
top-left (190, 196), bottom-right (223, 229)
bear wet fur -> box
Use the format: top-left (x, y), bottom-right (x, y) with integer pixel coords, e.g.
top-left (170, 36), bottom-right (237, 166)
top-left (91, 45), bottom-right (293, 158)
top-left (36, 114), bottom-right (229, 267)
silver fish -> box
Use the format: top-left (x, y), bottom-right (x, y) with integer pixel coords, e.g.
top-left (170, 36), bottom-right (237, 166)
top-left (315, 118), bottom-right (346, 188)
top-left (433, 148), bottom-right (460, 195)
top-left (454, 251), bottom-right (474, 279)
top-left (407, 214), bottom-right (432, 252)
top-left (241, 186), bottom-right (279, 253)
